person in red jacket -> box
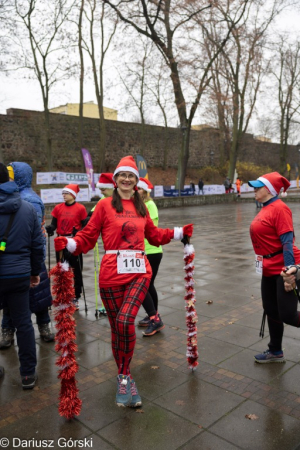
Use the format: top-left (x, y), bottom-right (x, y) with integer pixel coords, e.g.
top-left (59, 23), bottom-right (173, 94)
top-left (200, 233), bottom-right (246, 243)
top-left (249, 172), bottom-right (300, 364)
top-left (54, 155), bottom-right (193, 408)
top-left (46, 184), bottom-right (87, 309)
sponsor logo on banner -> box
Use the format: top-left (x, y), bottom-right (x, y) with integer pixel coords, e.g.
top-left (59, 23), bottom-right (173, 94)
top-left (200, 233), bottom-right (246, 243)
top-left (136, 154), bottom-right (148, 178)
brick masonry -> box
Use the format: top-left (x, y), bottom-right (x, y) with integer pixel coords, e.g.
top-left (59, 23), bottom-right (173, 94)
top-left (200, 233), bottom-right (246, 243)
top-left (1, 108), bottom-right (299, 173)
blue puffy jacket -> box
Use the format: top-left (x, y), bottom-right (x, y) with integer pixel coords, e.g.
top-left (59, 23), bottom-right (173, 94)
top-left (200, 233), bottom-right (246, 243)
top-left (10, 162), bottom-right (46, 256)
top-left (0, 181), bottom-right (44, 278)
top-left (9, 162), bottom-right (52, 312)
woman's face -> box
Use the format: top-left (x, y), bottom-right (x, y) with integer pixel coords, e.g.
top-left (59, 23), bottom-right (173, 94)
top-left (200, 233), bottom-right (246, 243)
top-left (137, 187), bottom-right (147, 201)
top-left (116, 171), bottom-right (137, 195)
top-left (254, 186), bottom-right (271, 203)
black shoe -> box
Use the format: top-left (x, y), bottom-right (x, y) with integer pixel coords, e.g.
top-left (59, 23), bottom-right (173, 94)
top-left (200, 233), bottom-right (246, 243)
top-left (22, 373), bottom-right (38, 390)
top-left (143, 316), bottom-right (165, 336)
top-left (138, 316), bottom-right (150, 327)
top-left (38, 324), bottom-right (55, 342)
top-left (0, 366), bottom-right (4, 379)
top-left (0, 328), bottom-right (15, 349)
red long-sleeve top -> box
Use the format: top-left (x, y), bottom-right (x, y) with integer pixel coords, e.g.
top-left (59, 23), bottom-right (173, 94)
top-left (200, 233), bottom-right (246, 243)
top-left (72, 197), bottom-right (174, 287)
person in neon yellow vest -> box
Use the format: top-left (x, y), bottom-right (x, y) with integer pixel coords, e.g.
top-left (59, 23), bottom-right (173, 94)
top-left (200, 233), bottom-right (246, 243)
top-left (137, 177), bottom-right (164, 336)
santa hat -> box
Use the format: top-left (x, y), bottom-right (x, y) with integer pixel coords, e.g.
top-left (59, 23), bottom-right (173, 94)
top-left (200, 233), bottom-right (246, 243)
top-left (113, 155), bottom-right (139, 181)
top-left (248, 172), bottom-right (290, 196)
top-left (62, 184), bottom-right (80, 198)
top-left (96, 173), bottom-right (114, 189)
top-left (137, 177), bottom-right (153, 192)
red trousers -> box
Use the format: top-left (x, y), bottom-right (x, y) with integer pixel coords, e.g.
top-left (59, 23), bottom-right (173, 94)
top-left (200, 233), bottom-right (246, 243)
top-left (100, 277), bottom-right (150, 375)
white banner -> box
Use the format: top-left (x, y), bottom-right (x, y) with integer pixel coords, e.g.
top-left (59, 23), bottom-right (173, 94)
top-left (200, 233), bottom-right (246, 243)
top-left (40, 187), bottom-right (103, 203)
top-left (154, 185), bottom-right (164, 197)
top-left (37, 172), bottom-right (100, 185)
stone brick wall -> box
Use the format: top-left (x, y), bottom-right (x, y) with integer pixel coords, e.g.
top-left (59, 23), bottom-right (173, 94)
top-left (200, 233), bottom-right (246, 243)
top-left (0, 108), bottom-right (298, 172)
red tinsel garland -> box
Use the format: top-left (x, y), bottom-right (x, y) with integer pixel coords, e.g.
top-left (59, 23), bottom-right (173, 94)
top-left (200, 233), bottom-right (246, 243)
top-left (49, 261), bottom-right (82, 419)
top-left (183, 244), bottom-right (199, 370)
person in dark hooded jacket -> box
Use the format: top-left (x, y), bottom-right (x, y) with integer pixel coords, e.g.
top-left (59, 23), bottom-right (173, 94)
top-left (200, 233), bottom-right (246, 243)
top-left (0, 163), bottom-right (44, 389)
top-left (0, 162), bottom-right (54, 349)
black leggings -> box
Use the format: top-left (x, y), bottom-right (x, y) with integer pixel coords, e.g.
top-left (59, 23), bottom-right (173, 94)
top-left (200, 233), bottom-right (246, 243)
top-left (261, 275), bottom-right (300, 352)
top-left (142, 253), bottom-right (163, 317)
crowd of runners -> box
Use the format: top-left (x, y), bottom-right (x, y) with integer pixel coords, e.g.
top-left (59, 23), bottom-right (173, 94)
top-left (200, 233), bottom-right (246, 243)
top-left (1, 156), bottom-right (300, 408)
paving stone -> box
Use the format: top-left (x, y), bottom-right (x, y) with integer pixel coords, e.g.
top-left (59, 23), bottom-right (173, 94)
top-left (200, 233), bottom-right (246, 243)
top-left (210, 399), bottom-right (300, 450)
top-left (154, 377), bottom-right (244, 428)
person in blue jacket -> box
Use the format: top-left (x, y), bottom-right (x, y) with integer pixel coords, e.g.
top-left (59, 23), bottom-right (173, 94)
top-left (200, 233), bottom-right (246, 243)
top-left (0, 162), bottom-right (54, 349)
top-left (0, 163), bottom-right (44, 389)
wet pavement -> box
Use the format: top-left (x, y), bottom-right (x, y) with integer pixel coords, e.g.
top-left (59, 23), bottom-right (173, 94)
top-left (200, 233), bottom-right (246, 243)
top-left (2, 202), bottom-right (300, 449)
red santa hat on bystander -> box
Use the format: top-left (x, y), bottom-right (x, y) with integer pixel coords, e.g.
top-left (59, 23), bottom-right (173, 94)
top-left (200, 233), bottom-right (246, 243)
top-left (137, 177), bottom-right (153, 192)
top-left (62, 184), bottom-right (80, 198)
top-left (248, 172), bottom-right (290, 196)
top-left (96, 173), bottom-right (115, 189)
top-left (113, 155), bottom-right (139, 181)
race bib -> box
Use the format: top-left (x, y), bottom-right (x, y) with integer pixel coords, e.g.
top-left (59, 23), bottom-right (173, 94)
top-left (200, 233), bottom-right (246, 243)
top-left (255, 255), bottom-right (263, 275)
top-left (117, 251), bottom-right (146, 274)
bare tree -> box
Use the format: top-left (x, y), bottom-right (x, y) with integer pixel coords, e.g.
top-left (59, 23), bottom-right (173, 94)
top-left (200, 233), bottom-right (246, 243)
top-left (81, 0), bottom-right (117, 172)
top-left (104, 0), bottom-right (249, 189)
top-left (14, 0), bottom-right (76, 170)
top-left (272, 36), bottom-right (300, 171)
top-left (78, 0), bottom-right (85, 167)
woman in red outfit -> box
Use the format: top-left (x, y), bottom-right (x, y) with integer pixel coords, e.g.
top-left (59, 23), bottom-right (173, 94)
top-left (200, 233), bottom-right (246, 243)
top-left (248, 172), bottom-right (300, 364)
top-left (54, 156), bottom-right (193, 408)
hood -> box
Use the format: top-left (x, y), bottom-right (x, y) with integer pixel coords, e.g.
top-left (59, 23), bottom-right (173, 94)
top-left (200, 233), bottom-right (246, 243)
top-left (10, 162), bottom-right (33, 191)
top-left (0, 181), bottom-right (21, 214)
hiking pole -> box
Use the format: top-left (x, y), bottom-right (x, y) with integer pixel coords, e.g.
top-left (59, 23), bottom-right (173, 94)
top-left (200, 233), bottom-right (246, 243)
top-left (94, 246), bottom-right (99, 318)
top-left (72, 227), bottom-right (88, 314)
top-left (96, 242), bottom-right (107, 316)
top-left (77, 254), bottom-right (88, 314)
top-left (48, 232), bottom-right (51, 274)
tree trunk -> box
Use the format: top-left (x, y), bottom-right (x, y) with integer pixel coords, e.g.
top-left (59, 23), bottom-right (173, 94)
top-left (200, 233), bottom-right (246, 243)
top-left (176, 126), bottom-right (190, 190)
top-left (44, 108), bottom-right (52, 170)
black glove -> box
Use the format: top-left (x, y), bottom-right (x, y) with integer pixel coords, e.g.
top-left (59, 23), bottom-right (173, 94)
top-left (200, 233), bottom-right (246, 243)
top-left (181, 235), bottom-right (190, 246)
top-left (45, 225), bottom-right (54, 237)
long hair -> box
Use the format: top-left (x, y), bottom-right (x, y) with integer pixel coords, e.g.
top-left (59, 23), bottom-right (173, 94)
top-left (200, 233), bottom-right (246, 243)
top-left (111, 187), bottom-right (147, 217)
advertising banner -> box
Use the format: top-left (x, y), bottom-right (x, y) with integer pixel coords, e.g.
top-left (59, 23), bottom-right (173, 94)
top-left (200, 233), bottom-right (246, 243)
top-left (81, 148), bottom-right (95, 191)
top-left (136, 154), bottom-right (148, 178)
top-left (37, 172), bottom-right (100, 185)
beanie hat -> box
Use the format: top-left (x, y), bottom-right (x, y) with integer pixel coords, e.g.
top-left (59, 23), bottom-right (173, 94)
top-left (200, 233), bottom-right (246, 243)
top-left (248, 172), bottom-right (290, 196)
top-left (137, 177), bottom-right (153, 192)
top-left (0, 163), bottom-right (9, 183)
top-left (7, 165), bottom-right (14, 180)
top-left (113, 155), bottom-right (139, 181)
top-left (62, 184), bottom-right (80, 198)
top-left (96, 173), bottom-right (115, 189)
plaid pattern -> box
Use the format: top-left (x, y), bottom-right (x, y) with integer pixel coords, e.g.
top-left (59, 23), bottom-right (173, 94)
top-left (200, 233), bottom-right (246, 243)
top-left (100, 277), bottom-right (150, 375)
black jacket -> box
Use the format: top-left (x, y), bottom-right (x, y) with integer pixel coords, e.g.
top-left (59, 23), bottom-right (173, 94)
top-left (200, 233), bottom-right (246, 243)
top-left (0, 181), bottom-right (44, 278)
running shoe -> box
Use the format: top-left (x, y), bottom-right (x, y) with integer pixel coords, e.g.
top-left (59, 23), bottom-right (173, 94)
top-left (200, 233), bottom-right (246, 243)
top-left (254, 350), bottom-right (285, 363)
top-left (129, 379), bottom-right (142, 408)
top-left (22, 373), bottom-right (38, 390)
top-left (143, 315), bottom-right (165, 336)
top-left (138, 316), bottom-right (150, 327)
top-left (116, 375), bottom-right (132, 407)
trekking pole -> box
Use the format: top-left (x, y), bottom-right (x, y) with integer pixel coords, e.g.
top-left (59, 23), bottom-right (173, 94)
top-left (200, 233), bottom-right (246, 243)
top-left (94, 246), bottom-right (99, 318)
top-left (77, 254), bottom-right (88, 314)
top-left (96, 242), bottom-right (106, 315)
top-left (72, 227), bottom-right (88, 314)
top-left (48, 232), bottom-right (51, 274)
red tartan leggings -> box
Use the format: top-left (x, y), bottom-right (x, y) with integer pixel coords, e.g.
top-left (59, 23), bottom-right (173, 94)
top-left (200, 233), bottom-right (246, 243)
top-left (100, 277), bottom-right (150, 376)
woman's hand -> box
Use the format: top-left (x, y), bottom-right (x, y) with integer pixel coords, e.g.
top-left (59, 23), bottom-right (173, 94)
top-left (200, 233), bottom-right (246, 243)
top-left (281, 266), bottom-right (296, 292)
top-left (54, 236), bottom-right (68, 251)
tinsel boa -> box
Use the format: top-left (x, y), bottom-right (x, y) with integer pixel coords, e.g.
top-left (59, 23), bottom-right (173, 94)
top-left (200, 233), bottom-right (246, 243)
top-left (183, 243), bottom-right (199, 370)
top-left (50, 261), bottom-right (82, 419)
